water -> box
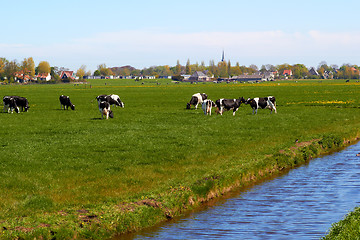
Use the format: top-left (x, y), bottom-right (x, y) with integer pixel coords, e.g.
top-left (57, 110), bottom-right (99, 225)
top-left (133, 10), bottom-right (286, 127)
top-left (123, 142), bottom-right (360, 239)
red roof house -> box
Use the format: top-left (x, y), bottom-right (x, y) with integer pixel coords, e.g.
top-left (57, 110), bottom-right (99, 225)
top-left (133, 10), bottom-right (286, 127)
top-left (59, 71), bottom-right (75, 80)
top-left (283, 69), bottom-right (292, 76)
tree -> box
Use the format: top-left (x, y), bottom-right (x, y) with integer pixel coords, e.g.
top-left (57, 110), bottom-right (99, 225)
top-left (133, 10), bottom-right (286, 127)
top-left (50, 67), bottom-right (60, 81)
top-left (185, 59), bottom-right (191, 75)
top-left (0, 58), bottom-right (6, 75)
top-left (209, 60), bottom-right (216, 77)
top-left (94, 70), bottom-right (101, 76)
top-left (265, 64), bottom-right (276, 72)
top-left (260, 65), bottom-right (267, 73)
top-left (249, 64), bottom-right (258, 71)
top-left (227, 60), bottom-right (232, 77)
top-left (97, 63), bottom-right (113, 76)
top-left (292, 64), bottom-right (308, 79)
top-left (37, 61), bottom-right (51, 74)
top-left (20, 57), bottom-right (35, 81)
top-left (175, 60), bottom-right (181, 75)
top-left (4, 60), bottom-right (19, 82)
top-left (217, 61), bottom-right (228, 78)
top-left (232, 62), bottom-right (242, 76)
top-left (76, 65), bottom-right (87, 80)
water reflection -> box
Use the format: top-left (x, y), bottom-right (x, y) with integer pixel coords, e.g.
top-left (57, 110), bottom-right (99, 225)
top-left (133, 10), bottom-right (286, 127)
top-left (124, 142), bottom-right (360, 239)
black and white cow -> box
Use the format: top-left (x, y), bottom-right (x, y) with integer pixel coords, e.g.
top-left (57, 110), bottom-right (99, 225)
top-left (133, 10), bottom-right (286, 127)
top-left (96, 94), bottom-right (124, 108)
top-left (201, 99), bottom-right (216, 115)
top-left (3, 95), bottom-right (29, 113)
top-left (215, 97), bottom-right (246, 116)
top-left (99, 101), bottom-right (114, 119)
top-left (59, 95), bottom-right (75, 110)
top-left (3, 96), bottom-right (19, 113)
top-left (3, 96), bottom-right (14, 113)
top-left (15, 97), bottom-right (30, 112)
top-left (245, 96), bottom-right (277, 114)
top-left (186, 93), bottom-right (208, 109)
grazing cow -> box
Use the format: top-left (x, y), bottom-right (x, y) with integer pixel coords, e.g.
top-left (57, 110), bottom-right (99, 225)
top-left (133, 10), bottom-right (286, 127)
top-left (99, 101), bottom-right (114, 119)
top-left (245, 96), bottom-right (277, 114)
top-left (3, 96), bottom-right (13, 112)
top-left (202, 99), bottom-right (216, 115)
top-left (59, 95), bottom-right (75, 110)
top-left (3, 95), bottom-right (29, 113)
top-left (215, 97), bottom-right (246, 116)
top-left (186, 93), bottom-right (208, 109)
top-left (15, 96), bottom-right (30, 112)
top-left (3, 96), bottom-right (19, 113)
top-left (96, 94), bottom-right (124, 108)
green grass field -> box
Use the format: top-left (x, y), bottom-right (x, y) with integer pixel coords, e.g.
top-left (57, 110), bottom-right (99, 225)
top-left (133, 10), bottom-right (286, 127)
top-left (1, 79), bottom-right (360, 238)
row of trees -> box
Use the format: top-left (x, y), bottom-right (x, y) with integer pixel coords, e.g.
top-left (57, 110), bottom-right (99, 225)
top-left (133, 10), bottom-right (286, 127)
top-left (1, 57), bottom-right (360, 83)
top-left (96, 60), bottom-right (360, 80)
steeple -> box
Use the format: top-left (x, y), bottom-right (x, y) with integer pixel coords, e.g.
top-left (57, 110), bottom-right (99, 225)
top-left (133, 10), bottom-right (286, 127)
top-left (221, 50), bottom-right (225, 62)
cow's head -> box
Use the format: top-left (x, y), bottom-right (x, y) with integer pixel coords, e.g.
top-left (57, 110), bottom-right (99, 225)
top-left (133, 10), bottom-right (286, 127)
top-left (201, 93), bottom-right (208, 100)
top-left (239, 97), bottom-right (246, 104)
top-left (109, 110), bottom-right (114, 118)
top-left (118, 100), bottom-right (125, 108)
top-left (186, 103), bottom-right (191, 109)
top-left (245, 98), bottom-right (252, 104)
top-left (71, 104), bottom-right (75, 110)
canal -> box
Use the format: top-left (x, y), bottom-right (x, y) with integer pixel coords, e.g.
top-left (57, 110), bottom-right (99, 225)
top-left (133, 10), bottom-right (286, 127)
top-left (123, 141), bottom-right (360, 239)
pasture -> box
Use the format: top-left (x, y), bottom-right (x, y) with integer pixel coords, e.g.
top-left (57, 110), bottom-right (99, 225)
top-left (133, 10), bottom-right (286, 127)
top-left (1, 79), bottom-right (360, 238)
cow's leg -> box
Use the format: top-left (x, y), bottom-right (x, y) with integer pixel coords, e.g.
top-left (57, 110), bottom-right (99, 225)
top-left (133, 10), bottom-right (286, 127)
top-left (233, 108), bottom-right (238, 116)
top-left (208, 106), bottom-right (212, 115)
top-left (220, 106), bottom-right (224, 115)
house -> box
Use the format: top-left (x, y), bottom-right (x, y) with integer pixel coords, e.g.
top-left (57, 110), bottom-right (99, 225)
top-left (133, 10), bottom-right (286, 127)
top-left (264, 72), bottom-right (275, 81)
top-left (59, 71), bottom-right (75, 80)
top-left (283, 69), bottom-right (292, 76)
top-left (14, 70), bottom-right (32, 83)
top-left (323, 71), bottom-right (333, 79)
top-left (37, 73), bottom-right (51, 81)
top-left (188, 71), bottom-right (211, 82)
top-left (308, 67), bottom-right (319, 76)
top-left (231, 74), bottom-right (266, 82)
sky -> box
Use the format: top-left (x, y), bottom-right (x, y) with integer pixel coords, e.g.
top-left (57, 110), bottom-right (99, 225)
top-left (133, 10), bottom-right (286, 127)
top-left (1, 0), bottom-right (360, 72)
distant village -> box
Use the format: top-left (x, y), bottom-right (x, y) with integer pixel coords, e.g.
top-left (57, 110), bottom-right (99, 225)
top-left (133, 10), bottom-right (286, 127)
top-left (0, 56), bottom-right (359, 84)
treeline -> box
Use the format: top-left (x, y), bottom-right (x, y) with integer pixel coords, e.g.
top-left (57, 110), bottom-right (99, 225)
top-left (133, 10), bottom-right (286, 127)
top-left (1, 57), bottom-right (360, 83)
top-left (91, 60), bottom-right (360, 80)
top-left (0, 57), bottom-right (80, 83)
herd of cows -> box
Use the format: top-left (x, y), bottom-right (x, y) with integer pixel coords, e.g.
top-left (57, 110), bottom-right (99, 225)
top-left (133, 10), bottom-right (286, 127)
top-left (2, 92), bottom-right (276, 119)
top-left (187, 93), bottom-right (277, 115)
top-left (2, 94), bottom-right (125, 119)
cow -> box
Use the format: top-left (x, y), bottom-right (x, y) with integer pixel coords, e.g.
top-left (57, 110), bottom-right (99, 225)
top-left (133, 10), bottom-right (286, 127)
top-left (59, 95), bottom-right (75, 110)
top-left (245, 96), bottom-right (277, 114)
top-left (3, 96), bottom-right (13, 113)
top-left (15, 96), bottom-right (30, 112)
top-left (3, 96), bottom-right (19, 113)
top-left (96, 94), bottom-right (124, 108)
top-left (3, 95), bottom-right (29, 113)
top-left (215, 97), bottom-right (246, 116)
top-left (186, 93), bottom-right (208, 109)
top-left (202, 99), bottom-right (216, 115)
top-left (99, 101), bottom-right (114, 119)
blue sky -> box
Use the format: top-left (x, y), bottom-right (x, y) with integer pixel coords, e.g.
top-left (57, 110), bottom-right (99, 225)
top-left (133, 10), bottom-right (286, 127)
top-left (2, 0), bottom-right (360, 72)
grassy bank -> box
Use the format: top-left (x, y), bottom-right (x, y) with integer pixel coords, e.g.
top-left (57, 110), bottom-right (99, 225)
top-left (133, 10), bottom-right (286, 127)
top-left (1, 79), bottom-right (360, 239)
top-left (322, 206), bottom-right (360, 239)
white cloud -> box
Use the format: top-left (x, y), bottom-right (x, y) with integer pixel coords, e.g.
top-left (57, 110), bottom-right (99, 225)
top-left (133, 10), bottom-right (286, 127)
top-left (1, 30), bottom-right (360, 70)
